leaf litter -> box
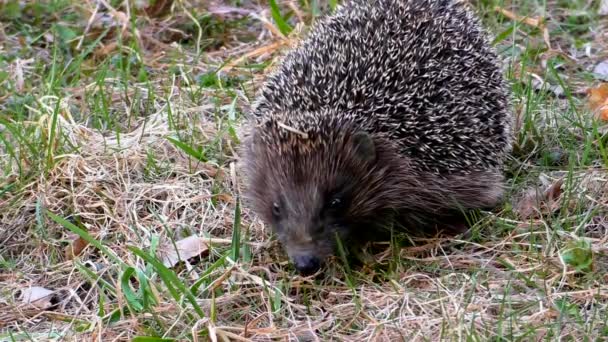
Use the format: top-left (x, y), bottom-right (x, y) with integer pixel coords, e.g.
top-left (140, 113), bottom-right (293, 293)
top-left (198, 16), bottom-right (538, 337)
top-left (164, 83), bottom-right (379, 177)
top-left (158, 235), bottom-right (210, 267)
top-left (514, 177), bottom-right (564, 220)
top-left (18, 286), bottom-right (56, 310)
top-left (587, 83), bottom-right (608, 121)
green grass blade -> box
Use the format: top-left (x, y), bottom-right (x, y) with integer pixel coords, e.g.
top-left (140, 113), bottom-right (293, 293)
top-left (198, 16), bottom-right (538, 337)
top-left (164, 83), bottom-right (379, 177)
top-left (269, 0), bottom-right (293, 36)
top-left (230, 196), bottom-right (242, 262)
top-left (46, 211), bottom-right (125, 267)
top-left (132, 336), bottom-right (176, 342)
top-left (166, 136), bottom-right (207, 162)
top-left (128, 246), bottom-right (205, 318)
top-left (120, 266), bottom-right (144, 312)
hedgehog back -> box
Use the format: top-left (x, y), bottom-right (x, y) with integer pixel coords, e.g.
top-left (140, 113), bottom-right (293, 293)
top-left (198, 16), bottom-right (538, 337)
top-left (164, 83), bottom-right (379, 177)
top-left (251, 0), bottom-right (512, 175)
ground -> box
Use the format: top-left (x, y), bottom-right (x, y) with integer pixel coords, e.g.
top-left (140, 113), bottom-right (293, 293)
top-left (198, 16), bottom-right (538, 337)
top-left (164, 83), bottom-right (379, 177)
top-left (1, 0), bottom-right (608, 341)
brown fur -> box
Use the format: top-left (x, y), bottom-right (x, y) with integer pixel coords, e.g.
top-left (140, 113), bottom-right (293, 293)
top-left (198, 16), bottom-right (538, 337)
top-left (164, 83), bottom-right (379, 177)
top-left (240, 0), bottom-right (512, 273)
top-left (240, 119), bottom-right (504, 269)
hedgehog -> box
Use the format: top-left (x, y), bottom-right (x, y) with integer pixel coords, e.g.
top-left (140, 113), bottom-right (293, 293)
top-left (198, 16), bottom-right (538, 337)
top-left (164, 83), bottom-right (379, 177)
top-left (240, 0), bottom-right (512, 275)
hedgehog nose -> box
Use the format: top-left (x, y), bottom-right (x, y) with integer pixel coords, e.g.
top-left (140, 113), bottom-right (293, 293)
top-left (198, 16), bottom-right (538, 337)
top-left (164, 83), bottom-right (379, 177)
top-left (293, 255), bottom-right (321, 275)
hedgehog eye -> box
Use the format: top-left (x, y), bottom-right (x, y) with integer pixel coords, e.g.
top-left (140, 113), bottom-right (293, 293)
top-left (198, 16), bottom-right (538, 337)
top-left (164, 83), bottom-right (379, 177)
top-left (329, 198), bottom-right (342, 208)
top-left (271, 202), bottom-right (281, 218)
top-left (326, 197), bottom-right (346, 213)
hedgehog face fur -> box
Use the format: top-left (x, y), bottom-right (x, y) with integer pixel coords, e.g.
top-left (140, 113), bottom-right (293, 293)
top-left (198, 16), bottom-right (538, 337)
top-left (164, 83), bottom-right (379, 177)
top-left (240, 0), bottom-right (513, 275)
top-left (243, 117), bottom-right (400, 274)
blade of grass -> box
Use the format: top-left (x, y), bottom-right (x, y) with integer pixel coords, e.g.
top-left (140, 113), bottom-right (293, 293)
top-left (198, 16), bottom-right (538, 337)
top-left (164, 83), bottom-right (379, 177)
top-left (120, 266), bottom-right (145, 312)
top-left (166, 136), bottom-right (208, 162)
top-left (128, 246), bottom-right (205, 318)
top-left (269, 0), bottom-right (293, 36)
top-left (46, 211), bottom-right (125, 267)
top-left (230, 196), bottom-right (242, 262)
top-left (132, 337), bottom-right (176, 342)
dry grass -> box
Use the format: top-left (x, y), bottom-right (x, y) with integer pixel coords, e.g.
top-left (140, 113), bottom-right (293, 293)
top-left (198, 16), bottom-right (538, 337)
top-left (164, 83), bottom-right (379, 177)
top-left (1, 0), bottom-right (608, 341)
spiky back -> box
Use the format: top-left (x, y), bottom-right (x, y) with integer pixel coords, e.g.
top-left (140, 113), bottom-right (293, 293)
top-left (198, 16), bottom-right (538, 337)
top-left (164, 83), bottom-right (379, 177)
top-left (250, 0), bottom-right (511, 175)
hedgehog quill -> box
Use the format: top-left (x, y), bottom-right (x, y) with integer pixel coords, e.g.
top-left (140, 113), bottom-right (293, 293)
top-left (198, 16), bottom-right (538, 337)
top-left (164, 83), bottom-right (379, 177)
top-left (240, 0), bottom-right (512, 275)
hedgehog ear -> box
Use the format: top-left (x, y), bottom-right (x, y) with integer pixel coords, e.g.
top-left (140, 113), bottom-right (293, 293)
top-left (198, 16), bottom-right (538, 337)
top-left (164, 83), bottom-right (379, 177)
top-left (352, 131), bottom-right (376, 163)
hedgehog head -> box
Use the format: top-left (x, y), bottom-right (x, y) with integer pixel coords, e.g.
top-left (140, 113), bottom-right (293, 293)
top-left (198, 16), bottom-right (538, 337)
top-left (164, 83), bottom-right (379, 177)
top-left (242, 113), bottom-right (398, 275)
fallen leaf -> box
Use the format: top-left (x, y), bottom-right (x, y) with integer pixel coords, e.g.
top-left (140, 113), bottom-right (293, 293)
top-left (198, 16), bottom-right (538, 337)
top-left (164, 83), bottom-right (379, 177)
top-left (495, 6), bottom-right (544, 28)
top-left (526, 71), bottom-right (565, 98)
top-left (560, 239), bottom-right (593, 272)
top-left (584, 215), bottom-right (608, 239)
top-left (495, 6), bottom-right (550, 48)
top-left (90, 12), bottom-right (122, 30)
top-left (215, 193), bottom-right (234, 203)
top-left (159, 235), bottom-right (209, 268)
top-left (542, 26), bottom-right (551, 49)
top-left (110, 11), bottom-right (129, 28)
top-left (19, 286), bottom-right (56, 309)
top-left (13, 58), bottom-right (29, 92)
top-left (207, 5), bottom-right (254, 17)
top-left (43, 32), bottom-right (54, 43)
top-left (94, 42), bottom-right (119, 59)
top-left (143, 0), bottom-right (174, 18)
top-left (593, 61), bottom-right (608, 80)
top-left (65, 236), bottom-right (89, 260)
top-left (544, 178), bottom-right (563, 201)
top-left (514, 178), bottom-right (563, 220)
top-left (587, 83), bottom-right (608, 121)
top-left (600, 0), bottom-right (608, 16)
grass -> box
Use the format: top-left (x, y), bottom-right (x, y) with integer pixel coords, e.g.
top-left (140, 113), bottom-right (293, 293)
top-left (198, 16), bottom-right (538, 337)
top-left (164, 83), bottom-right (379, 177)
top-left (1, 0), bottom-right (608, 340)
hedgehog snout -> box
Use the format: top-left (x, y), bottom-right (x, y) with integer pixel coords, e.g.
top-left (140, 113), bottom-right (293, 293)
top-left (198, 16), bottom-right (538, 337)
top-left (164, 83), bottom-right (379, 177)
top-left (279, 226), bottom-right (332, 275)
top-left (292, 254), bottom-right (322, 275)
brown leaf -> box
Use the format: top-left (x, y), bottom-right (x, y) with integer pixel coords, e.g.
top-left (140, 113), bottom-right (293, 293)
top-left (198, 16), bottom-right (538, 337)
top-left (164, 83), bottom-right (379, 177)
top-left (143, 0), bottom-right (174, 18)
top-left (112, 11), bottom-right (130, 28)
top-left (495, 6), bottom-right (550, 48)
top-left (94, 42), bottom-right (119, 59)
top-left (495, 7), bottom-right (545, 28)
top-left (19, 286), bottom-right (56, 309)
top-left (515, 179), bottom-right (564, 220)
top-left (159, 235), bottom-right (209, 268)
top-left (587, 83), bottom-right (608, 121)
top-left (215, 193), bottom-right (234, 203)
top-left (542, 27), bottom-right (551, 49)
top-left (65, 237), bottom-right (90, 260)
top-left (545, 178), bottom-right (563, 202)
top-left (584, 215), bottom-right (608, 239)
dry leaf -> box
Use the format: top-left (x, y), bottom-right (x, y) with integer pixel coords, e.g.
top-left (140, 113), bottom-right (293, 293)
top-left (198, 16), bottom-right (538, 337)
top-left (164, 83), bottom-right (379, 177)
top-left (143, 0), bottom-right (174, 18)
top-left (215, 193), bottom-right (234, 203)
top-left (65, 237), bottom-right (90, 260)
top-left (587, 83), bottom-right (608, 121)
top-left (208, 5), bottom-right (254, 17)
top-left (90, 12), bottom-right (122, 30)
top-left (584, 215), bottom-right (608, 239)
top-left (495, 6), bottom-right (551, 48)
top-left (159, 235), bottom-right (209, 268)
top-left (545, 179), bottom-right (563, 202)
top-left (19, 286), bottom-right (56, 309)
top-left (600, 0), bottom-right (608, 16)
top-left (593, 61), bottom-right (608, 80)
top-left (94, 42), bottom-right (119, 59)
top-left (495, 7), bottom-right (545, 28)
top-left (514, 179), bottom-right (563, 220)
top-left (12, 58), bottom-right (33, 93)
